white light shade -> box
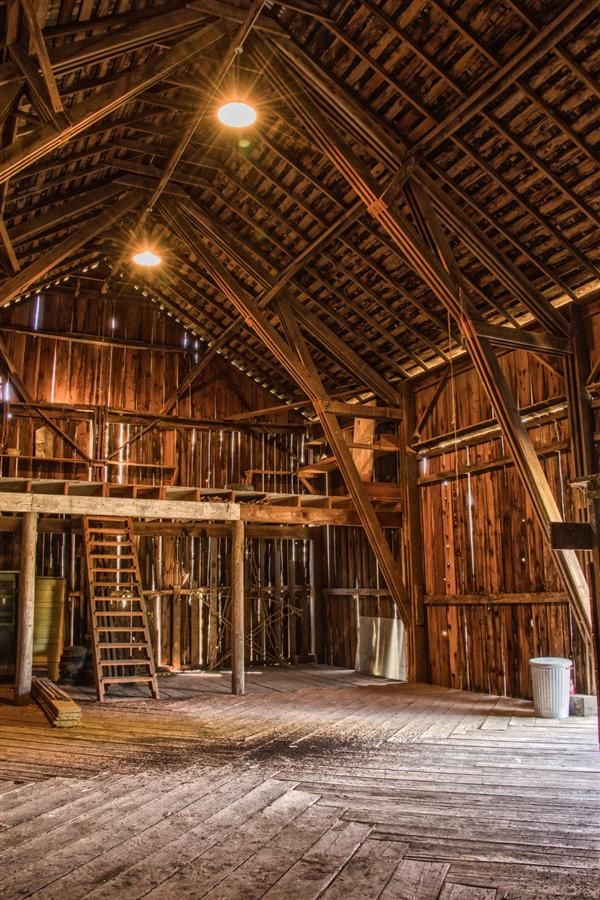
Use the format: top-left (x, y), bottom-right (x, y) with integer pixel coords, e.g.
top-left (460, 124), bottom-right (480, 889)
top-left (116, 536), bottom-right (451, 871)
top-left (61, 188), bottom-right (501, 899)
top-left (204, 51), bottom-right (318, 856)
top-left (132, 249), bottom-right (161, 267)
top-left (217, 101), bottom-right (256, 128)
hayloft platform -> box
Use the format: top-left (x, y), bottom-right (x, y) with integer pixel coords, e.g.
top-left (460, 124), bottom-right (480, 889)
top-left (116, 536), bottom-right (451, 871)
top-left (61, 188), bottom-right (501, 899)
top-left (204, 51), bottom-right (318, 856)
top-left (0, 668), bottom-right (598, 899)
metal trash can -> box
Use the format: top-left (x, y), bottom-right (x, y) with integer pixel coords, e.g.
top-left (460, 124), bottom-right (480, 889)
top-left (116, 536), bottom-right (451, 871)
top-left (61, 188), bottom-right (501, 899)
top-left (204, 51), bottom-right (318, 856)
top-left (529, 657), bottom-right (572, 718)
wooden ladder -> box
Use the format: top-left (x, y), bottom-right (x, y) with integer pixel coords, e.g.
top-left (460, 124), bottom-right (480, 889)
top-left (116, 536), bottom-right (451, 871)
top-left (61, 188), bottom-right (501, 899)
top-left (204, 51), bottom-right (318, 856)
top-left (82, 516), bottom-right (159, 702)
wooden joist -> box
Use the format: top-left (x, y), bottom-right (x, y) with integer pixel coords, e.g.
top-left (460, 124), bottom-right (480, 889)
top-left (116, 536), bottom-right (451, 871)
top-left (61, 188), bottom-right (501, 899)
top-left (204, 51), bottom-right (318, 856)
top-left (0, 478), bottom-right (402, 527)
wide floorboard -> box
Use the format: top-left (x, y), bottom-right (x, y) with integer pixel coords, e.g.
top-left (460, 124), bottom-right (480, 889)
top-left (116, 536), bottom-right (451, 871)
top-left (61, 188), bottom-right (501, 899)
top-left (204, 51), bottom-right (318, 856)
top-left (0, 667), bottom-right (598, 899)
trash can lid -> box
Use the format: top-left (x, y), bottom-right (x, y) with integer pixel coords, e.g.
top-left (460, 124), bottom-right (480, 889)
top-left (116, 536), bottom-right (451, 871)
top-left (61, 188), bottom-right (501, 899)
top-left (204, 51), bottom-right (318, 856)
top-left (529, 657), bottom-right (573, 668)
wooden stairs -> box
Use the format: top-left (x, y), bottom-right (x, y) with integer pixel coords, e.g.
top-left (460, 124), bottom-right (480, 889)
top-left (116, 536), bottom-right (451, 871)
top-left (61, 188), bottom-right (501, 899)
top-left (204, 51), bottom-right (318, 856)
top-left (82, 516), bottom-right (159, 702)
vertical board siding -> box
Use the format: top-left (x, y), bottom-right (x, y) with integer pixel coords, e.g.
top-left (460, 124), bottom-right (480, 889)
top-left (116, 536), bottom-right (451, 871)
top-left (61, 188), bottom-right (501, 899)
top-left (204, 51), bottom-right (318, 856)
top-left (416, 345), bottom-right (592, 696)
top-left (425, 601), bottom-right (583, 699)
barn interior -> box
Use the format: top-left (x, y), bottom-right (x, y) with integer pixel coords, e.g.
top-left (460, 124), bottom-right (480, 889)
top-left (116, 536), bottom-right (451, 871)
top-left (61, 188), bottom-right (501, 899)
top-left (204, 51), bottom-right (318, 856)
top-left (0, 0), bottom-right (599, 897)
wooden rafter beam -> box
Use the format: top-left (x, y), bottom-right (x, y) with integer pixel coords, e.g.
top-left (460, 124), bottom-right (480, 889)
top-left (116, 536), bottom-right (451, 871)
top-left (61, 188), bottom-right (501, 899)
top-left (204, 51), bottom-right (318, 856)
top-left (7, 42), bottom-right (63, 129)
top-left (419, 168), bottom-right (585, 310)
top-left (275, 62), bottom-right (592, 637)
top-left (114, 116), bottom-right (450, 352)
top-left (18, 0), bottom-right (65, 118)
top-left (160, 211), bottom-right (355, 394)
top-left (353, 0), bottom-right (600, 250)
top-left (128, 264), bottom-right (299, 397)
top-left (262, 37), bottom-right (572, 337)
top-left (113, 171), bottom-right (379, 394)
top-left (0, 5), bottom-right (217, 88)
top-left (0, 191), bottom-right (139, 307)
top-left (473, 321), bottom-right (571, 357)
top-left (173, 159), bottom-right (419, 375)
top-left (426, 0), bottom-right (600, 180)
top-left (0, 218), bottom-right (19, 273)
top-left (288, 299), bottom-right (402, 404)
top-left (0, 80), bottom-right (21, 128)
top-left (423, 160), bottom-right (580, 305)
top-left (10, 182), bottom-right (128, 245)
top-left (499, 0), bottom-right (600, 100)
top-left (0, 21), bottom-right (231, 185)
top-left (263, 44), bottom-right (570, 341)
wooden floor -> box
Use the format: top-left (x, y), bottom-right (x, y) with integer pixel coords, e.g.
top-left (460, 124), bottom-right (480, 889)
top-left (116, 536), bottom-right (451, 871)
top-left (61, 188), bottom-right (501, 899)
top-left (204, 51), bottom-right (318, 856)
top-left (0, 667), bottom-right (598, 899)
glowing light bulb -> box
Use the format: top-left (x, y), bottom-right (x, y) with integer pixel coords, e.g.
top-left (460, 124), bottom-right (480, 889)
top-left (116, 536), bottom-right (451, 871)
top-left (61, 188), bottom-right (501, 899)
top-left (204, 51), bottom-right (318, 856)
top-left (132, 249), bottom-right (161, 266)
top-left (217, 101), bottom-right (256, 128)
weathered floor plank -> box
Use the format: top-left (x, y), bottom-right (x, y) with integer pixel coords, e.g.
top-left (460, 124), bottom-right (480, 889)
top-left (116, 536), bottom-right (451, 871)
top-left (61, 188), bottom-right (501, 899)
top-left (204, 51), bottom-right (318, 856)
top-left (0, 667), bottom-right (597, 898)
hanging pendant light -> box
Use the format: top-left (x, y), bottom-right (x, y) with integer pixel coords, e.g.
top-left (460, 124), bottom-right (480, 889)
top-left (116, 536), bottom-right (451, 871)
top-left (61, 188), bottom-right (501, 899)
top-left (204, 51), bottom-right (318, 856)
top-left (217, 100), bottom-right (256, 128)
top-left (132, 248), bottom-right (161, 267)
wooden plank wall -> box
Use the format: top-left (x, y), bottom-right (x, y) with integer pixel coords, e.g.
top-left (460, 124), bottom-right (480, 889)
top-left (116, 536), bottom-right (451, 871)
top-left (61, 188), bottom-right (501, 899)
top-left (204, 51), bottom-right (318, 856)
top-left (0, 291), bottom-right (301, 490)
top-left (321, 525), bottom-right (400, 668)
top-left (415, 343), bottom-right (592, 697)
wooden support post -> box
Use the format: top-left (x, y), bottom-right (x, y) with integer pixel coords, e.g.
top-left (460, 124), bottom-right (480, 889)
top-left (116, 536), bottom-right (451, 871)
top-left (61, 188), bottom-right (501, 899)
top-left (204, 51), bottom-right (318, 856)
top-left (587, 495), bottom-right (600, 745)
top-left (565, 305), bottom-right (593, 483)
top-left (171, 587), bottom-right (182, 671)
top-left (231, 518), bottom-right (245, 696)
top-left (310, 528), bottom-right (326, 663)
top-left (308, 535), bottom-right (318, 661)
top-left (15, 511), bottom-right (37, 705)
top-left (400, 383), bottom-right (428, 682)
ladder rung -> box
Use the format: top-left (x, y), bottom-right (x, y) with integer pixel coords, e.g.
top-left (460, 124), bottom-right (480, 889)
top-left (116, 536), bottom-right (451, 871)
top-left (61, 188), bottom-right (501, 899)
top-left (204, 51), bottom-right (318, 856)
top-left (92, 568), bottom-right (137, 589)
top-left (92, 582), bottom-right (139, 587)
top-left (96, 627), bottom-right (147, 632)
top-left (87, 513), bottom-right (129, 518)
top-left (87, 527), bottom-right (132, 534)
top-left (92, 587), bottom-right (139, 593)
top-left (93, 604), bottom-right (144, 610)
top-left (93, 587), bottom-right (139, 593)
top-left (101, 676), bottom-right (156, 684)
top-left (98, 659), bottom-right (151, 669)
top-left (88, 534), bottom-right (131, 547)
top-left (92, 595), bottom-right (144, 602)
top-left (90, 554), bottom-right (135, 560)
top-left (99, 642), bottom-right (150, 649)
top-left (93, 611), bottom-right (145, 617)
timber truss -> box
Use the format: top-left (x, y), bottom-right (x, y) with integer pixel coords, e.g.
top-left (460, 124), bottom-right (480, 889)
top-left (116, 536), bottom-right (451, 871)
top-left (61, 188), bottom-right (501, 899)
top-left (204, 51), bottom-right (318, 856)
top-left (1, 1), bottom-right (599, 642)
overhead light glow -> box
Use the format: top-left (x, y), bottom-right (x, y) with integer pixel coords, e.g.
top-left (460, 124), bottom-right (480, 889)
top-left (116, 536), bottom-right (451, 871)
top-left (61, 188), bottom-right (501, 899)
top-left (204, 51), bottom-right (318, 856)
top-left (217, 101), bottom-right (256, 128)
top-left (132, 249), bottom-right (161, 267)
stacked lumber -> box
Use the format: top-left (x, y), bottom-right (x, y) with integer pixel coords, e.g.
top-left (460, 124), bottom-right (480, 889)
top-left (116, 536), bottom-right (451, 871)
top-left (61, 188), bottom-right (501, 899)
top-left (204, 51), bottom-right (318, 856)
top-left (31, 677), bottom-right (82, 728)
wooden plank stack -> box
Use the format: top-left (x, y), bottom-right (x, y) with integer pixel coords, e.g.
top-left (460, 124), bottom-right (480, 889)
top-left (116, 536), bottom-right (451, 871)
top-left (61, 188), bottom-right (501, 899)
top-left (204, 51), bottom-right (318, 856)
top-left (31, 677), bottom-right (82, 728)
